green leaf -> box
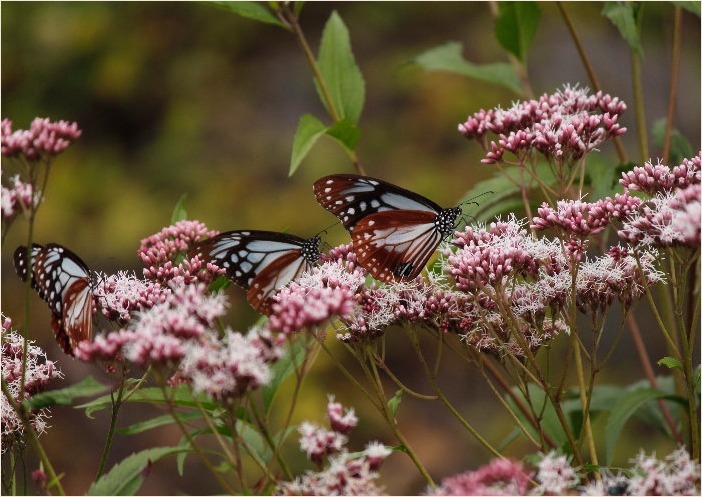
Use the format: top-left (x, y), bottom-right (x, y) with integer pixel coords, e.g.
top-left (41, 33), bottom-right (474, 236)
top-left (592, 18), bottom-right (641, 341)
top-left (237, 420), bottom-right (271, 463)
top-left (170, 193), bottom-right (188, 224)
top-left (494, 2), bottom-right (541, 63)
top-left (602, 2), bottom-right (644, 58)
top-left (585, 155), bottom-right (619, 200)
top-left (208, 275), bottom-right (231, 293)
top-left (652, 118), bottom-right (695, 166)
top-left (317, 11), bottom-right (366, 124)
top-left (289, 114), bottom-right (328, 176)
top-left (605, 388), bottom-right (672, 465)
top-left (387, 390), bottom-right (403, 419)
top-left (212, 2), bottom-right (285, 28)
top-left (672, 1), bottom-right (701, 16)
top-left (325, 119), bottom-right (361, 152)
top-left (263, 337), bottom-right (310, 414)
top-left (88, 447), bottom-right (184, 495)
top-left (116, 412), bottom-right (203, 436)
top-left (414, 42), bottom-right (522, 94)
top-left (658, 356), bottom-right (684, 370)
top-left (25, 376), bottom-right (108, 410)
top-left (505, 384), bottom-right (570, 448)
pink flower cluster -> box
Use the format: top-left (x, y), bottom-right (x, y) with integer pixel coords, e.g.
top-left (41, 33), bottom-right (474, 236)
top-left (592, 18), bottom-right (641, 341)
top-left (1, 117), bottom-right (81, 160)
top-left (620, 153), bottom-right (701, 194)
top-left (93, 271), bottom-right (171, 322)
top-left (179, 327), bottom-right (284, 400)
top-left (618, 183), bottom-right (701, 248)
top-left (138, 220), bottom-right (223, 285)
top-left (278, 397), bottom-right (391, 495)
top-left (447, 218), bottom-right (543, 293)
top-left (1, 315), bottom-right (63, 453)
top-left (1, 175), bottom-right (39, 222)
top-left (433, 447), bottom-right (700, 496)
top-left (532, 192), bottom-right (642, 241)
top-left (458, 85), bottom-right (626, 164)
top-left (428, 457), bottom-right (532, 496)
top-left (77, 283), bottom-right (227, 366)
top-left (268, 261), bottom-right (364, 334)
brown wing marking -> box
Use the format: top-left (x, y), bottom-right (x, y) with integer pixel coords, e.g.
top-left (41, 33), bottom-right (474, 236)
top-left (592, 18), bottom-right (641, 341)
top-left (246, 250), bottom-right (308, 315)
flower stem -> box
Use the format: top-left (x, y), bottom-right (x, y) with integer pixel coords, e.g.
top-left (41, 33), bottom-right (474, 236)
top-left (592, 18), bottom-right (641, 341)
top-left (95, 378), bottom-right (126, 479)
top-left (630, 48), bottom-right (649, 162)
top-left (662, 6), bottom-right (683, 164)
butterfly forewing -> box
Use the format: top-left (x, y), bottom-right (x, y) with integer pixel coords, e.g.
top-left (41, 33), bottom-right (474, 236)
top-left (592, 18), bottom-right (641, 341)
top-left (314, 174), bottom-right (443, 231)
top-left (13, 243), bottom-right (93, 356)
top-left (190, 230), bottom-right (320, 314)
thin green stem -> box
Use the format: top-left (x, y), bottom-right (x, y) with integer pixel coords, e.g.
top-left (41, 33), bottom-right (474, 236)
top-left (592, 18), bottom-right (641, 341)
top-left (407, 330), bottom-right (503, 459)
top-left (95, 379), bottom-right (126, 479)
top-left (247, 397), bottom-right (293, 481)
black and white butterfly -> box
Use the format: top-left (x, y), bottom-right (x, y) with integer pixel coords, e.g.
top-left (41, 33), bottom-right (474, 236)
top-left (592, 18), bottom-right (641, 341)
top-left (313, 174), bottom-right (461, 283)
top-left (13, 243), bottom-right (93, 356)
top-left (188, 230), bottom-right (321, 315)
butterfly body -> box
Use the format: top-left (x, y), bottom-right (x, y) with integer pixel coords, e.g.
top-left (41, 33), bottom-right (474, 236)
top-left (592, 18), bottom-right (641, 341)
top-left (13, 243), bottom-right (93, 356)
top-left (314, 174), bottom-right (461, 283)
top-left (189, 230), bottom-right (320, 314)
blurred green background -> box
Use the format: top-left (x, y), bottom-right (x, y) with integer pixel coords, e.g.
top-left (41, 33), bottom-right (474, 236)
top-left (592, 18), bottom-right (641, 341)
top-left (2, 2), bottom-right (700, 495)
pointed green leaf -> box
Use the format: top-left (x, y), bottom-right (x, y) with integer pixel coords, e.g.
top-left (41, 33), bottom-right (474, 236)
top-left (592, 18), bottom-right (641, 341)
top-left (605, 388), bottom-right (672, 465)
top-left (317, 11), bottom-right (366, 123)
top-left (657, 356), bottom-right (684, 370)
top-left (414, 42), bottom-right (522, 94)
top-left (602, 2), bottom-right (644, 58)
top-left (116, 412), bottom-right (203, 435)
top-left (388, 390), bottom-right (403, 418)
top-left (212, 2), bottom-right (285, 28)
top-left (88, 447), bottom-right (184, 495)
top-left (25, 376), bottom-right (107, 410)
top-left (585, 155), bottom-right (619, 200)
top-left (289, 114), bottom-right (328, 176)
top-left (494, 2), bottom-right (541, 63)
top-left (170, 193), bottom-right (189, 224)
top-left (325, 119), bottom-right (361, 152)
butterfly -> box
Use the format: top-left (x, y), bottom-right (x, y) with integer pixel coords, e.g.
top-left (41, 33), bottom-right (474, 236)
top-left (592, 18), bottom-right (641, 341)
top-left (313, 174), bottom-right (461, 283)
top-left (13, 243), bottom-right (94, 356)
top-left (188, 230), bottom-right (321, 315)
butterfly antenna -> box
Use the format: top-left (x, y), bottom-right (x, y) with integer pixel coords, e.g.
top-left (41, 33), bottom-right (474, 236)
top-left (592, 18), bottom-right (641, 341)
top-left (457, 190), bottom-right (493, 209)
top-left (315, 220), bottom-right (341, 237)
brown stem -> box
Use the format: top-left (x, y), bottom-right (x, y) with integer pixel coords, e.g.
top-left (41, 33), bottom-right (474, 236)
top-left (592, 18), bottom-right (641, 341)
top-left (556, 2), bottom-right (628, 164)
top-left (662, 6), bottom-right (683, 164)
top-left (626, 314), bottom-right (683, 444)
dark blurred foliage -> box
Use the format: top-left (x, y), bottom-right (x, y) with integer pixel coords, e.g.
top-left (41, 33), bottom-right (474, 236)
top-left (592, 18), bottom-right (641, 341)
top-left (1, 2), bottom-right (699, 495)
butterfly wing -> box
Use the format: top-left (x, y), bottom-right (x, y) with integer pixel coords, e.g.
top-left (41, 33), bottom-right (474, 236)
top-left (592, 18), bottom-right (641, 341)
top-left (13, 243), bottom-right (93, 356)
top-left (189, 231), bottom-right (320, 314)
top-left (314, 174), bottom-right (444, 231)
top-left (351, 210), bottom-right (446, 283)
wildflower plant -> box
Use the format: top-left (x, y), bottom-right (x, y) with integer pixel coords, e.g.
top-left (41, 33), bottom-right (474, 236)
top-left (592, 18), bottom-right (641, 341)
top-left (2, 2), bottom-right (700, 496)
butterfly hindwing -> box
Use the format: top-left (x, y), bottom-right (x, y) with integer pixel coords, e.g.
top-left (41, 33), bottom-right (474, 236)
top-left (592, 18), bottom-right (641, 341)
top-left (13, 243), bottom-right (93, 356)
top-left (352, 210), bottom-right (444, 282)
top-left (189, 230), bottom-right (320, 314)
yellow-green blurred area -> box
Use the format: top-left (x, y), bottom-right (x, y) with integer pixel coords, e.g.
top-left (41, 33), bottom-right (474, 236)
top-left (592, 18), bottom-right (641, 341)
top-left (1, 2), bottom-right (700, 495)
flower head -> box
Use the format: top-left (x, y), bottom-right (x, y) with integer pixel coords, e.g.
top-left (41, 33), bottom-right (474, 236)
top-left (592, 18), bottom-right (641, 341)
top-left (2, 316), bottom-right (63, 452)
top-left (1, 117), bottom-right (81, 160)
top-left (1, 175), bottom-right (40, 223)
top-left (620, 153), bottom-right (701, 194)
top-left (429, 458), bottom-right (532, 496)
top-left (532, 451), bottom-right (580, 495)
top-left (459, 85), bottom-right (626, 165)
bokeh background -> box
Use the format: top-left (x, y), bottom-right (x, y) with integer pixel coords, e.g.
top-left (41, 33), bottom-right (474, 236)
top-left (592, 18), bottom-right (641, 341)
top-left (2, 2), bottom-right (700, 495)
